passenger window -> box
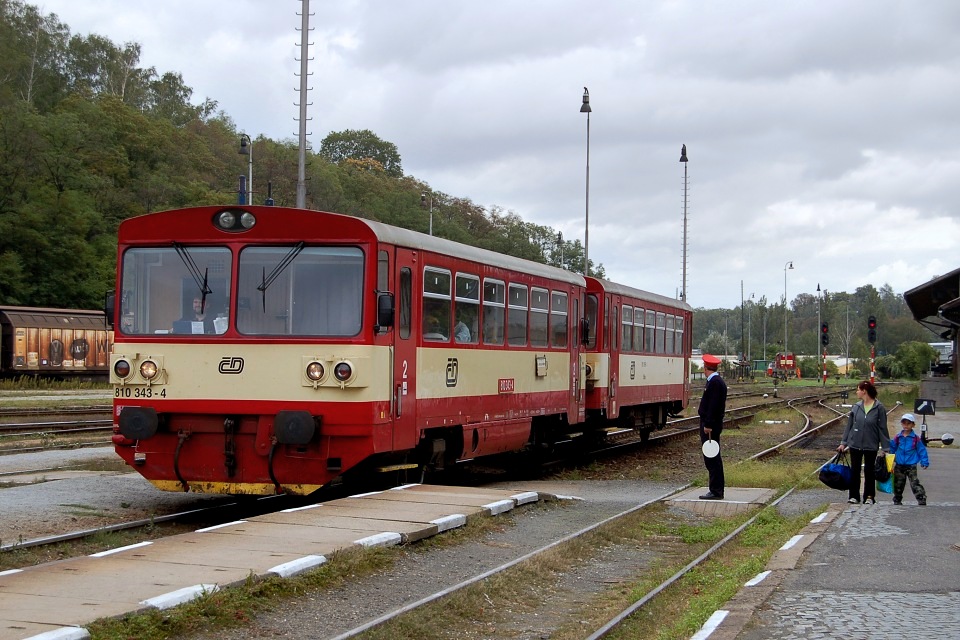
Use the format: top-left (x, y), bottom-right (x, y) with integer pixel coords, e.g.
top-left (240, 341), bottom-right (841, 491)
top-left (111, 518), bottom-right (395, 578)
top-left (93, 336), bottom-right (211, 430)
top-left (656, 312), bottom-right (666, 353)
top-left (530, 288), bottom-right (549, 347)
top-left (483, 279), bottom-right (505, 345)
top-left (665, 315), bottom-right (675, 354)
top-left (454, 273), bottom-right (480, 344)
top-left (676, 316), bottom-right (684, 355)
top-left (507, 284), bottom-right (528, 346)
top-left (621, 305), bottom-right (633, 353)
top-left (423, 268), bottom-right (451, 341)
top-left (633, 307), bottom-right (644, 352)
top-left (550, 291), bottom-right (568, 348)
top-left (645, 310), bottom-right (656, 352)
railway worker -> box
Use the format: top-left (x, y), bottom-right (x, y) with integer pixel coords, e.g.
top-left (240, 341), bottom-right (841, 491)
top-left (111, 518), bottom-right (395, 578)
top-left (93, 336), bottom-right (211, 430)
top-left (837, 380), bottom-right (890, 505)
top-left (889, 413), bottom-right (928, 506)
top-left (175, 297), bottom-right (214, 334)
top-left (698, 354), bottom-right (727, 500)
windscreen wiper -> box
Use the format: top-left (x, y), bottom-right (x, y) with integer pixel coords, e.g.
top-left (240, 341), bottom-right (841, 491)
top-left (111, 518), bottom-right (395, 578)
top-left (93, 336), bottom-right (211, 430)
top-left (173, 242), bottom-right (213, 312)
top-left (258, 241), bottom-right (305, 311)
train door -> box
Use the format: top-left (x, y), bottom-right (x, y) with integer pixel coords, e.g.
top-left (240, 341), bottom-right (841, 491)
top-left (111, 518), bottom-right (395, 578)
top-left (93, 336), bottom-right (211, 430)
top-left (392, 248), bottom-right (418, 451)
top-left (608, 294), bottom-right (619, 418)
top-left (572, 292), bottom-right (586, 424)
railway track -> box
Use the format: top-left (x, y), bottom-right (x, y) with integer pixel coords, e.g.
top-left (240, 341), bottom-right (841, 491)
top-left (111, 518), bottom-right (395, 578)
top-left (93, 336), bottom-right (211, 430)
top-left (321, 390), bottom-right (846, 639)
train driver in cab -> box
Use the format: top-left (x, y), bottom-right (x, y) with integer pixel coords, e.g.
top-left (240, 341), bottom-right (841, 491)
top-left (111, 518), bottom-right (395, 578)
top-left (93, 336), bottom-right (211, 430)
top-left (174, 297), bottom-right (215, 334)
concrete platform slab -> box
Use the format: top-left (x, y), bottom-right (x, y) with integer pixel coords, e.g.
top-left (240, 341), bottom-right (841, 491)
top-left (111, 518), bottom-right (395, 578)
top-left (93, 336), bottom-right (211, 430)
top-left (668, 487), bottom-right (776, 516)
top-left (0, 485), bottom-right (546, 640)
top-left (0, 591), bottom-right (135, 626)
top-left (0, 621), bottom-right (88, 640)
top-left (258, 506), bottom-right (439, 543)
top-left (193, 520), bottom-right (393, 548)
top-left (114, 538), bottom-right (307, 572)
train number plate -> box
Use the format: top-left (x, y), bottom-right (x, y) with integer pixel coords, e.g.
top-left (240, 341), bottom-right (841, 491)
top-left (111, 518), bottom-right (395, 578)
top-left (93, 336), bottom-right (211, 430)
top-left (498, 378), bottom-right (515, 393)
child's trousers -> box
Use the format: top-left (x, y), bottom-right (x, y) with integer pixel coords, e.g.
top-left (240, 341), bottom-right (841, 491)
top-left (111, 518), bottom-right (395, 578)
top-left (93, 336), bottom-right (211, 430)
top-left (893, 464), bottom-right (926, 505)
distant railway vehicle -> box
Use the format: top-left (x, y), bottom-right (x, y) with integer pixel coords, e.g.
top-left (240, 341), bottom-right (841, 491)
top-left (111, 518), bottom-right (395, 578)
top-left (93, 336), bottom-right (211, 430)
top-left (107, 205), bottom-right (692, 495)
top-left (0, 305), bottom-right (112, 378)
top-left (766, 352), bottom-right (799, 381)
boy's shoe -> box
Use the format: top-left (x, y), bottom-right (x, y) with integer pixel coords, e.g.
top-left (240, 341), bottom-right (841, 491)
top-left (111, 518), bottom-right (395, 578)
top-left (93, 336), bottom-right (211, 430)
top-left (892, 499), bottom-right (902, 505)
top-left (918, 501), bottom-right (927, 506)
top-left (847, 498), bottom-right (860, 504)
top-left (864, 498), bottom-right (875, 505)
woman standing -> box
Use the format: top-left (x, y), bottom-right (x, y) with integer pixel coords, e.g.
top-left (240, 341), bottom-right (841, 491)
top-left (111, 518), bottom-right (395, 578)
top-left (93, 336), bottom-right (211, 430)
top-left (837, 381), bottom-right (891, 504)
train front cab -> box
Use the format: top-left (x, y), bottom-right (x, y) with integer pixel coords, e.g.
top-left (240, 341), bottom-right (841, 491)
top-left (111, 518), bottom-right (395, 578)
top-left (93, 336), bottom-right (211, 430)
top-left (583, 277), bottom-right (691, 440)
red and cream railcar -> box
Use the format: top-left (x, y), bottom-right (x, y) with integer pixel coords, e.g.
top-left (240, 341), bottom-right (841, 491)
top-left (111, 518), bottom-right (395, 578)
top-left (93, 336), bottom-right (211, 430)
top-left (108, 205), bottom-right (588, 495)
top-left (583, 277), bottom-right (692, 438)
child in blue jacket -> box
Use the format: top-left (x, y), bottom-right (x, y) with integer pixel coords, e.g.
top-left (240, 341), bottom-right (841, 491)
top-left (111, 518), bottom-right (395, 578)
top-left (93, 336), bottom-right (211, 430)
top-left (889, 413), bottom-right (929, 506)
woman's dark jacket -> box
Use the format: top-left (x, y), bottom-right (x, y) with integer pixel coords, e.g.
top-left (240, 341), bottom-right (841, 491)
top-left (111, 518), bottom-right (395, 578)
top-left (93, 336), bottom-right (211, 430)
top-left (841, 400), bottom-right (891, 451)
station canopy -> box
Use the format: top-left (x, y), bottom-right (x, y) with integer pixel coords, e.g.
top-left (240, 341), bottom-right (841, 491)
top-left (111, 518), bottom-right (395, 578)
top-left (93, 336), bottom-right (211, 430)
top-left (903, 266), bottom-right (960, 341)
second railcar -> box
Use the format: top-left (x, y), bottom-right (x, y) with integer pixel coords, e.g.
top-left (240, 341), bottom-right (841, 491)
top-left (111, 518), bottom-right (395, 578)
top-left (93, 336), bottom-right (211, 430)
top-left (583, 278), bottom-right (692, 439)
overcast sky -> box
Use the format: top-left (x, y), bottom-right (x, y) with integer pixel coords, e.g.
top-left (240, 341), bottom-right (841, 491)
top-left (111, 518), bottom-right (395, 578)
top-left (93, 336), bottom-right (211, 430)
top-left (36, 0), bottom-right (960, 310)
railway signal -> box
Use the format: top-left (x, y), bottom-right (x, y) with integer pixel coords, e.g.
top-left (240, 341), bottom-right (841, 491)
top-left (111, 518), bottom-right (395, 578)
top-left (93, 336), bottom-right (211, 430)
top-left (867, 316), bottom-right (877, 344)
top-left (820, 322), bottom-right (829, 346)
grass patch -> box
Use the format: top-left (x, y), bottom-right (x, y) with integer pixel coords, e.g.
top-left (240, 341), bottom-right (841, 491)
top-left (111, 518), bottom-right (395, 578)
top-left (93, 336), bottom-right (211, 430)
top-left (0, 377), bottom-right (110, 391)
top-left (609, 507), bottom-right (817, 640)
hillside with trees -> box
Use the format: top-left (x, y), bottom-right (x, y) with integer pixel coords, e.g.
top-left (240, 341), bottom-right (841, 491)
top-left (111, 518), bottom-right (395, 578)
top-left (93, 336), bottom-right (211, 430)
top-left (0, 0), bottom-right (599, 310)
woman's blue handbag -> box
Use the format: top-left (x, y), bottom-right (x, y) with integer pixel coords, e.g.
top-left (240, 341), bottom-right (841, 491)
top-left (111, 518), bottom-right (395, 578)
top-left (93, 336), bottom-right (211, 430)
top-left (819, 452), bottom-right (852, 490)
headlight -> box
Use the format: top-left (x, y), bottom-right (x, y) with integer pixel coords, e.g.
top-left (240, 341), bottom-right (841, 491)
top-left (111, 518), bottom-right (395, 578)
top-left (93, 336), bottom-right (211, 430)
top-left (334, 361), bottom-right (353, 382)
top-left (139, 360), bottom-right (159, 380)
top-left (217, 211), bottom-right (236, 229)
top-left (114, 359), bottom-right (131, 378)
top-left (240, 212), bottom-right (256, 228)
top-left (306, 361), bottom-right (325, 381)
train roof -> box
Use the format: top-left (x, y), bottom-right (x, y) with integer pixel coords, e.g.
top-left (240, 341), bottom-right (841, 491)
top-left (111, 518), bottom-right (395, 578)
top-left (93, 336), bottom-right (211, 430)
top-left (0, 305), bottom-right (105, 329)
top-left (586, 277), bottom-right (692, 312)
top-left (348, 216), bottom-right (586, 287)
top-left (128, 206), bottom-right (587, 288)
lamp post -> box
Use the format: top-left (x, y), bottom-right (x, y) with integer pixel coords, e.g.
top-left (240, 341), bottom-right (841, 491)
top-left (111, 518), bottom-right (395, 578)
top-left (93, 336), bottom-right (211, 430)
top-left (680, 144), bottom-right (688, 302)
top-left (580, 87), bottom-right (591, 276)
top-left (420, 192), bottom-right (433, 236)
top-left (556, 231), bottom-right (564, 268)
top-left (783, 260), bottom-right (793, 357)
top-left (239, 134), bottom-right (253, 205)
top-left (740, 280), bottom-right (747, 359)
top-left (747, 292), bottom-right (754, 363)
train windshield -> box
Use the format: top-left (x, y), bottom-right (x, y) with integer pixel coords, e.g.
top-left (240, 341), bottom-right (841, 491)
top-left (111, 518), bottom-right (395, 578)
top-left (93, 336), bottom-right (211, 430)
top-left (119, 246), bottom-right (232, 336)
top-left (237, 245), bottom-right (364, 336)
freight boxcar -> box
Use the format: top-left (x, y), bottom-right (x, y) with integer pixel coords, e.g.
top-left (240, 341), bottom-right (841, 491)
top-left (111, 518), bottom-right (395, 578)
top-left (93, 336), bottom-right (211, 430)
top-left (0, 306), bottom-right (113, 378)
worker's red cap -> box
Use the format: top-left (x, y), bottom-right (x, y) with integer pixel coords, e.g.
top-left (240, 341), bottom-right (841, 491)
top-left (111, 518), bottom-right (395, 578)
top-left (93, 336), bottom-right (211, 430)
top-left (703, 354), bottom-right (721, 368)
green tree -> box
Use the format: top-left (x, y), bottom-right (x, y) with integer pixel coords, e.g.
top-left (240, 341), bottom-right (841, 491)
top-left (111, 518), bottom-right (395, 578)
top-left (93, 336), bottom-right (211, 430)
top-left (894, 341), bottom-right (937, 379)
top-left (319, 129), bottom-right (403, 178)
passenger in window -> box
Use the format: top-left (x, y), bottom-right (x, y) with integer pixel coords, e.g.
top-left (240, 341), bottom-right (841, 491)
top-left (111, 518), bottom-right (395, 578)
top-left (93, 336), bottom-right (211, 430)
top-left (423, 315), bottom-right (447, 341)
top-left (454, 309), bottom-right (472, 343)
